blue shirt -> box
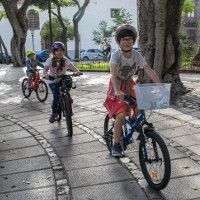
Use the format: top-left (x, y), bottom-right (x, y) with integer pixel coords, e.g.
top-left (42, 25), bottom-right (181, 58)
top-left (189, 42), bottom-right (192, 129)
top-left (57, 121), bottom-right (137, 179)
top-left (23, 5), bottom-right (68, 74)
top-left (26, 59), bottom-right (44, 72)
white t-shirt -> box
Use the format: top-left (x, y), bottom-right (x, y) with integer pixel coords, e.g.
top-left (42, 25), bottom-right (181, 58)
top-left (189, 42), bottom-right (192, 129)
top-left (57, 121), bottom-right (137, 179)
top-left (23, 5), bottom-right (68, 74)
top-left (110, 49), bottom-right (147, 80)
top-left (44, 57), bottom-right (77, 84)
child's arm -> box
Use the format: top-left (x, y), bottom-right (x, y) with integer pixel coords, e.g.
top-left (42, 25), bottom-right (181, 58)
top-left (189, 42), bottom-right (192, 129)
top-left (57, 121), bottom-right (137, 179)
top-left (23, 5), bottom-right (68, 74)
top-left (110, 63), bottom-right (120, 94)
top-left (26, 60), bottom-right (33, 71)
top-left (66, 61), bottom-right (82, 75)
top-left (110, 63), bottom-right (124, 101)
top-left (144, 65), bottom-right (161, 83)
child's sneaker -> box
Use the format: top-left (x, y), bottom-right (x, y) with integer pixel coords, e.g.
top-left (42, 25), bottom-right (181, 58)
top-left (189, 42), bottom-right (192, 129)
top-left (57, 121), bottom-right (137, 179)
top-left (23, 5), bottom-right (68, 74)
top-left (112, 143), bottom-right (122, 157)
top-left (49, 113), bottom-right (58, 123)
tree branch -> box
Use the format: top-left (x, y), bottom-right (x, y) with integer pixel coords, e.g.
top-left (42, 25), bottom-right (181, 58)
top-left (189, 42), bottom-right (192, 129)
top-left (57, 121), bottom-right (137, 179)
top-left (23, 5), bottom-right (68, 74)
top-left (51, 10), bottom-right (58, 17)
top-left (72, 0), bottom-right (80, 9)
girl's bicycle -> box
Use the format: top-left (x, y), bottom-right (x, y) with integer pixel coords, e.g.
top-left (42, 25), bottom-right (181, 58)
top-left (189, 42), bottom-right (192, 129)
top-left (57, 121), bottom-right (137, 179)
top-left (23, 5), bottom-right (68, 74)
top-left (103, 84), bottom-right (171, 190)
top-left (49, 73), bottom-right (82, 137)
top-left (22, 69), bottom-right (48, 102)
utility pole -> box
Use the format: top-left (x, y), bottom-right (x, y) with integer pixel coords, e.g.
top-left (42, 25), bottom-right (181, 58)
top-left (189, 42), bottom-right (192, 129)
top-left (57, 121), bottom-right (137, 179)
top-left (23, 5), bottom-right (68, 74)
top-left (48, 0), bottom-right (53, 47)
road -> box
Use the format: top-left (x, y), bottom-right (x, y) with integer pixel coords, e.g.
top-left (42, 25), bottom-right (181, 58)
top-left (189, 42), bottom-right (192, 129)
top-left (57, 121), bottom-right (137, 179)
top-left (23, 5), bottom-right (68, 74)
top-left (1, 64), bottom-right (200, 200)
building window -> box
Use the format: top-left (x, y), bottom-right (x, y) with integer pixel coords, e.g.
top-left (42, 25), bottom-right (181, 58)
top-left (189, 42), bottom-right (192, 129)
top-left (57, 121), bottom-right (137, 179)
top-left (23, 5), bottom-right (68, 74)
top-left (111, 8), bottom-right (120, 18)
top-left (187, 29), bottom-right (196, 41)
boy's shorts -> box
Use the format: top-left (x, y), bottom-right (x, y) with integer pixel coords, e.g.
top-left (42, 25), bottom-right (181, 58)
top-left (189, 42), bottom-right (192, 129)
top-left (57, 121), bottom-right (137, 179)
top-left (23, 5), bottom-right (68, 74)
top-left (115, 81), bottom-right (137, 116)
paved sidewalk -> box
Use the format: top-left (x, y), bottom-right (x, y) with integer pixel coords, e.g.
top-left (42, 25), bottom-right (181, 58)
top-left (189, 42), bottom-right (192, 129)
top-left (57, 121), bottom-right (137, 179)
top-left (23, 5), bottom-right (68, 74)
top-left (1, 64), bottom-right (200, 199)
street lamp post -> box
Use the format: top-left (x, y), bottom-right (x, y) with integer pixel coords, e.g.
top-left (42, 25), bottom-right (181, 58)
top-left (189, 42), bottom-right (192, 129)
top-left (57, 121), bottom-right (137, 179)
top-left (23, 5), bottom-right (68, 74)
top-left (31, 30), bottom-right (35, 51)
top-left (48, 0), bottom-right (53, 47)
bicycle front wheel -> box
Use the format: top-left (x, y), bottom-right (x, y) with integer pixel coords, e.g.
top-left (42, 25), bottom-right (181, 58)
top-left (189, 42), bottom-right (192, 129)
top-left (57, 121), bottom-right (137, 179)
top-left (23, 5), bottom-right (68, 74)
top-left (22, 78), bottom-right (31, 98)
top-left (57, 102), bottom-right (62, 122)
top-left (36, 80), bottom-right (48, 102)
top-left (139, 130), bottom-right (171, 190)
top-left (63, 93), bottom-right (73, 136)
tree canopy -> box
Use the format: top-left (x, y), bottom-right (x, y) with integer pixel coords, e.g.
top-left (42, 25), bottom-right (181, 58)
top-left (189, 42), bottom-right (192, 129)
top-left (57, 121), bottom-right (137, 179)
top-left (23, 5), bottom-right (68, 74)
top-left (92, 8), bottom-right (132, 45)
top-left (40, 17), bottom-right (74, 42)
top-left (183, 0), bottom-right (195, 15)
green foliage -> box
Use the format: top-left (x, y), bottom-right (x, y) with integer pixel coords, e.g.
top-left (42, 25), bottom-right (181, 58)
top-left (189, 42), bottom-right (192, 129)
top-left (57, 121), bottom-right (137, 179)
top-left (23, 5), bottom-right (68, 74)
top-left (111, 8), bottom-right (133, 31)
top-left (92, 21), bottom-right (112, 45)
top-left (183, 0), bottom-right (195, 15)
top-left (76, 62), bottom-right (109, 71)
top-left (178, 32), bottom-right (195, 68)
top-left (32, 0), bottom-right (75, 11)
top-left (92, 9), bottom-right (133, 45)
top-left (40, 17), bottom-right (74, 41)
top-left (0, 4), bottom-right (6, 21)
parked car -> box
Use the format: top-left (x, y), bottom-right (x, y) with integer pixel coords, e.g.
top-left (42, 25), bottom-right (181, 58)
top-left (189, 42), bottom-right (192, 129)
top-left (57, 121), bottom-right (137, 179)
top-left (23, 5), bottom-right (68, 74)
top-left (80, 49), bottom-right (104, 61)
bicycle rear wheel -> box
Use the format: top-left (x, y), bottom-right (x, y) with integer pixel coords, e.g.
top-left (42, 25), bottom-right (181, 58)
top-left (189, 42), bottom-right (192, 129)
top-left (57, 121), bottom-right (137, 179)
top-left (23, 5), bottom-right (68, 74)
top-left (36, 80), bottom-right (48, 102)
top-left (103, 114), bottom-right (114, 152)
top-left (63, 93), bottom-right (73, 136)
top-left (139, 130), bottom-right (171, 190)
top-left (22, 78), bottom-right (31, 98)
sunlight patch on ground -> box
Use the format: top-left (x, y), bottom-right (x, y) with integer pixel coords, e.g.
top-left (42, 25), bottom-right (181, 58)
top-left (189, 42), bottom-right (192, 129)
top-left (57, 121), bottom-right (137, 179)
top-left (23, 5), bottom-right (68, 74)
top-left (79, 73), bottom-right (110, 85)
top-left (0, 95), bottom-right (22, 104)
top-left (0, 83), bottom-right (12, 95)
top-left (0, 69), bottom-right (6, 76)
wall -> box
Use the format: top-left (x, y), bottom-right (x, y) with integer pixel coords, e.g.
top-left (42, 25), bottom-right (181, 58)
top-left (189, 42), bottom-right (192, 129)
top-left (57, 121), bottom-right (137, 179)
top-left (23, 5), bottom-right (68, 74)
top-left (0, 0), bottom-right (137, 56)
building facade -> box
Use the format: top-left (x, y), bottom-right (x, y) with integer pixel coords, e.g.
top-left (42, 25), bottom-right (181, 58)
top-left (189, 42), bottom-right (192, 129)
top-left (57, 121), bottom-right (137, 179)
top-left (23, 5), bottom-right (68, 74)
top-left (0, 0), bottom-right (137, 58)
top-left (181, 0), bottom-right (200, 46)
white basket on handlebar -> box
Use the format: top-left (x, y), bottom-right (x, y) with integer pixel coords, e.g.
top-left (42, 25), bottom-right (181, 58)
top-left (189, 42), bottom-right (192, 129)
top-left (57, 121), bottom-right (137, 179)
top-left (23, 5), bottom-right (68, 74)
top-left (134, 83), bottom-right (171, 110)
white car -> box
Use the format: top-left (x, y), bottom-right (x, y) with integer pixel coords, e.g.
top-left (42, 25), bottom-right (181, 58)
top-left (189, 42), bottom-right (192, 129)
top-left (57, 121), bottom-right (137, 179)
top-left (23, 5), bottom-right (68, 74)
top-left (80, 49), bottom-right (104, 61)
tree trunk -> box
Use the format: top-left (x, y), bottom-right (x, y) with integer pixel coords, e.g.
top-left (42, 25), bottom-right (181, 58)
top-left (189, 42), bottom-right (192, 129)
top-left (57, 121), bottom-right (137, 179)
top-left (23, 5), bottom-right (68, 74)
top-left (73, 22), bottom-right (79, 60)
top-left (138, 0), bottom-right (187, 97)
top-left (0, 0), bottom-right (32, 67)
top-left (73, 0), bottom-right (89, 60)
top-left (0, 35), bottom-right (9, 64)
top-left (52, 2), bottom-right (68, 57)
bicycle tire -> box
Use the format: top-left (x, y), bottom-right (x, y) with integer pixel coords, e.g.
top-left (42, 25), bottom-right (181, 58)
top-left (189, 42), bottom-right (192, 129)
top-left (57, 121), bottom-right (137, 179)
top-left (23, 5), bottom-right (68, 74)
top-left (57, 102), bottom-right (62, 122)
top-left (22, 78), bottom-right (31, 98)
top-left (36, 80), bottom-right (48, 102)
top-left (104, 114), bottom-right (114, 152)
top-left (139, 130), bottom-right (171, 190)
top-left (63, 93), bottom-right (73, 136)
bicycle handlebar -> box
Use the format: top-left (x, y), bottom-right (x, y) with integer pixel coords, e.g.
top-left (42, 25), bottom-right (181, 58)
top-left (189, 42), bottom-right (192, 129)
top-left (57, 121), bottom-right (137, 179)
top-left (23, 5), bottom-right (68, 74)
top-left (47, 72), bottom-right (83, 80)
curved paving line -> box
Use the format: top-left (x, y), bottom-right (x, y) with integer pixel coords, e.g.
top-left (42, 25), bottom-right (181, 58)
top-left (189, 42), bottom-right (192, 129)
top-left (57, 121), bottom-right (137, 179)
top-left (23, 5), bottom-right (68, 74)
top-left (0, 114), bottom-right (70, 200)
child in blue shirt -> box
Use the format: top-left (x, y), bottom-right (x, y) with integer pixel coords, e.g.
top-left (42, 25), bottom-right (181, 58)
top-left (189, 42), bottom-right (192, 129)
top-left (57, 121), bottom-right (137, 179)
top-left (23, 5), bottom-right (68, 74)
top-left (26, 50), bottom-right (44, 89)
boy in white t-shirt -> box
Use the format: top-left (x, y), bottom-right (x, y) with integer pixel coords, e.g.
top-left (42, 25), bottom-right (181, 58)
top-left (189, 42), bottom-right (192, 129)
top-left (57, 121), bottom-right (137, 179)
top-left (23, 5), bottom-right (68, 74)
top-left (103, 24), bottom-right (161, 157)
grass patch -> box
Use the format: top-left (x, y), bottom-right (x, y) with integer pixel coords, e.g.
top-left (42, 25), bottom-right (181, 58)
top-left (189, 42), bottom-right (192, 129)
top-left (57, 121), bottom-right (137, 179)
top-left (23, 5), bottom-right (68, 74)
top-left (76, 62), bottom-right (110, 71)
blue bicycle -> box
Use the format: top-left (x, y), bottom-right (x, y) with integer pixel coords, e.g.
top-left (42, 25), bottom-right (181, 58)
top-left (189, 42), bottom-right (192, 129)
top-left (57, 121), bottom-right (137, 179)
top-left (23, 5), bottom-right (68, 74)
top-left (103, 95), bottom-right (171, 190)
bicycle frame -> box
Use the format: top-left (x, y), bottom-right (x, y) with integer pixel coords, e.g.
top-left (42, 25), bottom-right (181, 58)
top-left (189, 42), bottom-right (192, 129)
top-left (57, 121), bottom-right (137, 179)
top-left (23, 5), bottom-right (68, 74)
top-left (124, 110), bottom-right (146, 142)
top-left (29, 70), bottom-right (41, 91)
top-left (107, 110), bottom-right (148, 145)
